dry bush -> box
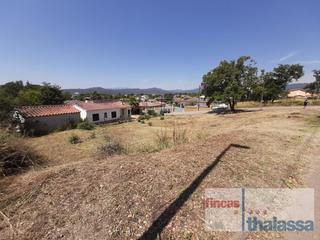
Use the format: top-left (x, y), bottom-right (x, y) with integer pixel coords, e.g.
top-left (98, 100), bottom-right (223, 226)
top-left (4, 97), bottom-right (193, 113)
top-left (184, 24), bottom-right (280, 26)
top-left (98, 136), bottom-right (127, 156)
top-left (0, 134), bottom-right (43, 176)
top-left (172, 127), bottom-right (188, 145)
top-left (154, 127), bottom-right (188, 150)
top-left (155, 129), bottom-right (171, 149)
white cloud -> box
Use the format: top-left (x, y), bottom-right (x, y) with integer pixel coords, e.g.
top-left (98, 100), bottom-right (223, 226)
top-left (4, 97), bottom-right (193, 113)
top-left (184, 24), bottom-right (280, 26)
top-left (278, 52), bottom-right (297, 62)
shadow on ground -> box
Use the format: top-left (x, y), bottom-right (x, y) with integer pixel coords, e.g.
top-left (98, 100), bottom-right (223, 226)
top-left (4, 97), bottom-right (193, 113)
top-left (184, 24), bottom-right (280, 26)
top-left (139, 143), bottom-right (250, 240)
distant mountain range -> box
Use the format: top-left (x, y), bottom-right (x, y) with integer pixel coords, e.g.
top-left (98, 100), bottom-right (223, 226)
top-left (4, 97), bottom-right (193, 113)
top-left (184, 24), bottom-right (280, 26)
top-left (63, 83), bottom-right (308, 95)
top-left (63, 87), bottom-right (199, 95)
top-left (286, 83), bottom-right (308, 90)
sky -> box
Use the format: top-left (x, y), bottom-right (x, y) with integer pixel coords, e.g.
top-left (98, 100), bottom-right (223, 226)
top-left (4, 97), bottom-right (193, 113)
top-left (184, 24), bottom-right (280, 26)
top-left (0, 0), bottom-right (319, 89)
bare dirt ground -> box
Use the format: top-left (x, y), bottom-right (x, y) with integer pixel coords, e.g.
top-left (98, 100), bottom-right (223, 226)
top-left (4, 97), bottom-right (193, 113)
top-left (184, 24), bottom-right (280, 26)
top-left (0, 106), bottom-right (319, 239)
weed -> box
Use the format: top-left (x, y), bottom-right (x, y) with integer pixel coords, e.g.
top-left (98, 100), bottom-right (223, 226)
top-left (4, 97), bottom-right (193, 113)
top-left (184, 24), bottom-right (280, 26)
top-left (155, 129), bottom-right (170, 149)
top-left (69, 134), bottom-right (81, 144)
top-left (172, 127), bottom-right (188, 145)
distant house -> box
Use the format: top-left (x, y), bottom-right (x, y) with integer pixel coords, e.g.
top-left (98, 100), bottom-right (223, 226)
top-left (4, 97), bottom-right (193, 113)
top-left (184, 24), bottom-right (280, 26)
top-left (173, 95), bottom-right (208, 107)
top-left (14, 101), bottom-right (131, 134)
top-left (287, 89), bottom-right (311, 98)
top-left (13, 105), bottom-right (81, 134)
top-left (138, 101), bottom-right (165, 114)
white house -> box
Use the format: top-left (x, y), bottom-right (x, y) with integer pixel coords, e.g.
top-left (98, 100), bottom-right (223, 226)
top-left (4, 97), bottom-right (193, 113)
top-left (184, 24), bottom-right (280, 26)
top-left (14, 101), bottom-right (131, 134)
top-left (73, 101), bottom-right (131, 123)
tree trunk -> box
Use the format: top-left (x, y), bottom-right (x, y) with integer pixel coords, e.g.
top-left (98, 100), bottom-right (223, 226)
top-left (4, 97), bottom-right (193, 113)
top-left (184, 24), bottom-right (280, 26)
top-left (230, 101), bottom-right (235, 112)
top-left (228, 99), bottom-right (235, 112)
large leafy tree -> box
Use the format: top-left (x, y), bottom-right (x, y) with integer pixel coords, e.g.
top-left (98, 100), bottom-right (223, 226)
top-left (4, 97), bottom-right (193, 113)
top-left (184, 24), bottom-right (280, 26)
top-left (0, 81), bottom-right (65, 121)
top-left (304, 70), bottom-right (320, 95)
top-left (261, 64), bottom-right (304, 102)
top-left (164, 93), bottom-right (174, 104)
top-left (39, 83), bottom-right (65, 105)
top-left (201, 56), bottom-right (258, 111)
top-left (128, 96), bottom-right (139, 114)
top-left (0, 81), bottom-right (24, 121)
top-left (18, 89), bottom-right (42, 105)
top-left (1, 81), bottom-right (24, 98)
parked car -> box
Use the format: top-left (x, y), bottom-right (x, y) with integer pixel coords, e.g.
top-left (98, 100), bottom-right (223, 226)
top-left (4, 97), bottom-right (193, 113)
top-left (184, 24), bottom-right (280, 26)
top-left (212, 103), bottom-right (228, 113)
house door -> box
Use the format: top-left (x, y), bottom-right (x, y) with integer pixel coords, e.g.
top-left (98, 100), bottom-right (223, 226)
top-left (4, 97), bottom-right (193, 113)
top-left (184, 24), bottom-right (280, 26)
top-left (120, 109), bottom-right (125, 119)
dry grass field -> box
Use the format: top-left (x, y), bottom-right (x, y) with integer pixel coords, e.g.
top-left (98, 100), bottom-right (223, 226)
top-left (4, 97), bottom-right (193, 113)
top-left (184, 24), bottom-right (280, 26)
top-left (1, 106), bottom-right (320, 239)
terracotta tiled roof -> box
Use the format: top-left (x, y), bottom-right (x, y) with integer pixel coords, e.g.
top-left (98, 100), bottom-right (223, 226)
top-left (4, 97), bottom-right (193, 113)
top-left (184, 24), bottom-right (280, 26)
top-left (17, 105), bottom-right (80, 118)
top-left (75, 101), bottom-right (130, 111)
top-left (139, 101), bottom-right (164, 108)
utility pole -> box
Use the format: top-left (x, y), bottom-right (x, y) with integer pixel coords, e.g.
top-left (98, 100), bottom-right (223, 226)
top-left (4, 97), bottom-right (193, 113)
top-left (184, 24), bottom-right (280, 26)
top-left (259, 70), bottom-right (265, 110)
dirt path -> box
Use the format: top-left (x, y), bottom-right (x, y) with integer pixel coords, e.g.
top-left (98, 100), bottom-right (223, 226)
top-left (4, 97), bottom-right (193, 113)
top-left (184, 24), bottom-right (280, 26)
top-left (283, 124), bottom-right (320, 240)
top-left (301, 126), bottom-right (320, 240)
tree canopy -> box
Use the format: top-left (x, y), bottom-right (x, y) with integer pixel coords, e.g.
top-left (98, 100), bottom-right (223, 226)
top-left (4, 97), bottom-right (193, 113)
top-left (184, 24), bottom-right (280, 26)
top-left (201, 56), bottom-right (258, 111)
top-left (202, 57), bottom-right (304, 110)
top-left (304, 70), bottom-right (320, 95)
top-left (0, 81), bottom-right (67, 121)
top-left (262, 64), bottom-right (304, 102)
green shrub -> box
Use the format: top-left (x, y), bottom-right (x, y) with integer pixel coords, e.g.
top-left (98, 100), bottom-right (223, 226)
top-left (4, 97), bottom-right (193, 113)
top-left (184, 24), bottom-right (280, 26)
top-left (98, 136), bottom-right (126, 156)
top-left (147, 109), bottom-right (158, 116)
top-left (0, 133), bottom-right (9, 144)
top-left (160, 116), bottom-right (165, 120)
top-left (77, 120), bottom-right (95, 130)
top-left (138, 115), bottom-right (145, 121)
top-left (141, 120), bottom-right (145, 124)
top-left (138, 114), bottom-right (152, 121)
top-left (69, 134), bottom-right (81, 144)
top-left (148, 122), bottom-right (153, 126)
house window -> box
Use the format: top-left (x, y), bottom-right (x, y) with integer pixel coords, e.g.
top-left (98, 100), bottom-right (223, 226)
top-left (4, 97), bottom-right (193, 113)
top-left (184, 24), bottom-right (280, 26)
top-left (104, 112), bottom-right (108, 118)
top-left (128, 109), bottom-right (131, 115)
top-left (111, 111), bottom-right (117, 118)
top-left (92, 113), bottom-right (100, 121)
